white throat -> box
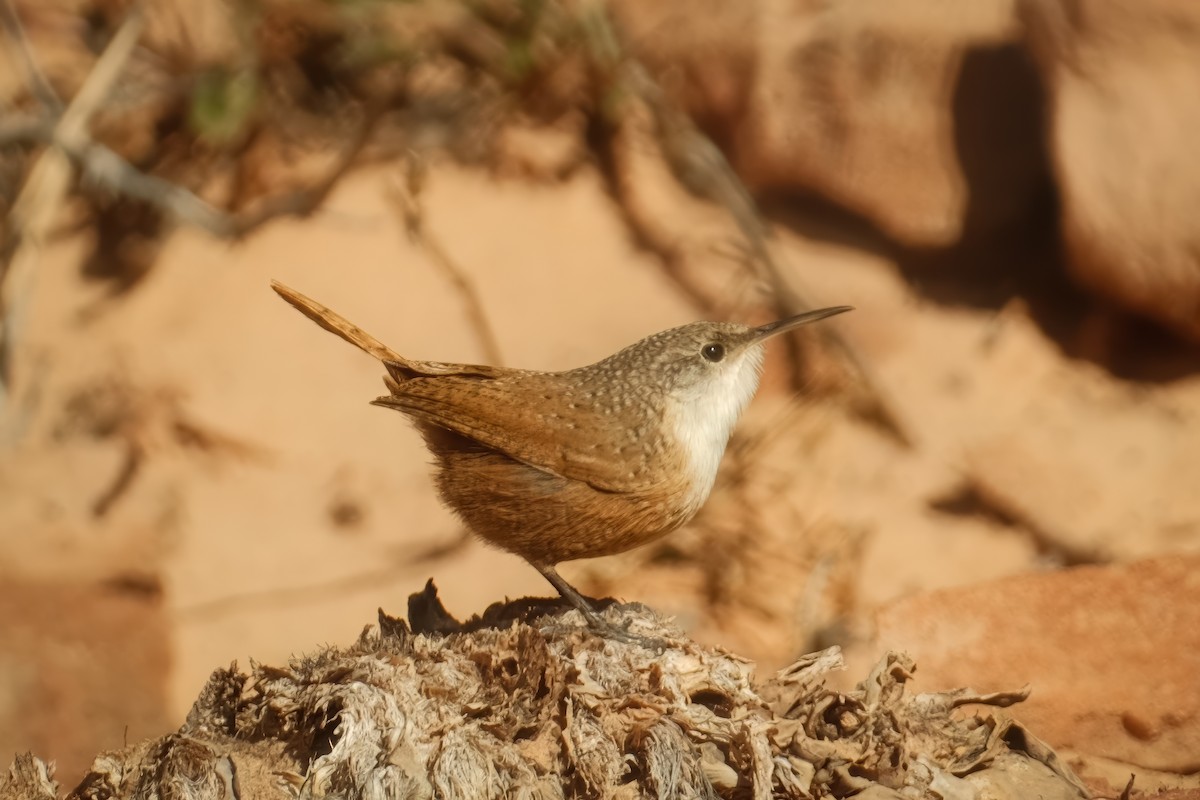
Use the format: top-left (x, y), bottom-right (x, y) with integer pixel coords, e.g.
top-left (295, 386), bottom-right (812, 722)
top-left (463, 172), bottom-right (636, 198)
top-left (667, 350), bottom-right (764, 508)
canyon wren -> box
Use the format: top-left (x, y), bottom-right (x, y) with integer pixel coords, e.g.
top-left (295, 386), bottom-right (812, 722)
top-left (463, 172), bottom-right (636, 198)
top-left (271, 281), bottom-right (851, 636)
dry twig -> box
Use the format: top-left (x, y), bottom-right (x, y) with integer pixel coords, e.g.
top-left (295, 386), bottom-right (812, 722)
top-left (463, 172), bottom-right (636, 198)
top-left (579, 7), bottom-right (914, 446)
top-left (585, 111), bottom-right (721, 317)
top-left (0, 19), bottom-right (380, 434)
top-left (0, 0), bottom-right (62, 113)
top-left (638, 69), bottom-right (913, 446)
top-left (0, 9), bottom-right (146, 426)
top-left (64, 110), bottom-right (379, 239)
top-left (385, 157), bottom-right (505, 367)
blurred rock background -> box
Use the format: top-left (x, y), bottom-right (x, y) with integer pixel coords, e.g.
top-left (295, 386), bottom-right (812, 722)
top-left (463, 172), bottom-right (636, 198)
top-left (1, 0), bottom-right (1197, 796)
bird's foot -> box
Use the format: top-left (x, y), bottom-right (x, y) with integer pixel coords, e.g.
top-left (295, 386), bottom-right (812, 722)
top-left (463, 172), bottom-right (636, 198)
top-left (534, 563), bottom-right (666, 650)
top-left (575, 603), bottom-right (666, 651)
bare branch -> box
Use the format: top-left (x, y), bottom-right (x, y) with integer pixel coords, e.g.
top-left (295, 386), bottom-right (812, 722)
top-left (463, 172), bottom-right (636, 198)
top-left (577, 6), bottom-right (914, 446)
top-left (385, 157), bottom-right (505, 367)
top-left (0, 8), bottom-right (145, 429)
top-left (217, 112), bottom-right (379, 238)
top-left (0, 13), bottom-right (378, 439)
top-left (0, 112), bottom-right (50, 146)
top-left (68, 106), bottom-right (378, 240)
top-left (0, 102), bottom-right (381, 239)
top-left (72, 139), bottom-right (237, 234)
top-left (629, 65), bottom-right (914, 447)
top-left (585, 111), bottom-right (721, 318)
top-left (0, 0), bottom-right (63, 113)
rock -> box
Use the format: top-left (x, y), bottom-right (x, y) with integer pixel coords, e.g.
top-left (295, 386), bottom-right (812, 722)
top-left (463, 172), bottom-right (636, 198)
top-left (1020, 0), bottom-right (1200, 341)
top-left (0, 577), bottom-right (172, 792)
top-left (954, 308), bottom-right (1200, 564)
top-left (871, 556), bottom-right (1200, 793)
top-left (612, 0), bottom-right (1049, 248)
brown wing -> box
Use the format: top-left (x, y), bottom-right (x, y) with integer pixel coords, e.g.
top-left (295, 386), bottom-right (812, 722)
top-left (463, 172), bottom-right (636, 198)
top-left (271, 281), bottom-right (662, 491)
top-left (373, 373), bottom-right (663, 494)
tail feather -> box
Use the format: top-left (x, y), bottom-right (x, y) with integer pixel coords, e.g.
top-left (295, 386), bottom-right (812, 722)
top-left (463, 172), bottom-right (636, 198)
top-left (271, 280), bottom-right (406, 365)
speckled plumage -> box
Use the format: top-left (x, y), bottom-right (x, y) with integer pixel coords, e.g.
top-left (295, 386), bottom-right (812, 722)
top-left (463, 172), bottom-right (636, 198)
top-left (272, 281), bottom-right (850, 608)
top-left (377, 322), bottom-right (764, 564)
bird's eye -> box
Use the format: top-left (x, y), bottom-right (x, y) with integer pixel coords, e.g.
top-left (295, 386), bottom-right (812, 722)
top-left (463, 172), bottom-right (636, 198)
top-left (701, 342), bottom-right (726, 362)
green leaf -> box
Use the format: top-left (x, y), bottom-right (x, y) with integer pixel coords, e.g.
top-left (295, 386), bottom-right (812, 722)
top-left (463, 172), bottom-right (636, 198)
top-left (188, 68), bottom-right (259, 145)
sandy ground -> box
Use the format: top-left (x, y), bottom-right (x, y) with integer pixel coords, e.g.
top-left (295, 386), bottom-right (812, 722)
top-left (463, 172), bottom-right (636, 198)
top-left (4, 158), bottom-right (1200, 793)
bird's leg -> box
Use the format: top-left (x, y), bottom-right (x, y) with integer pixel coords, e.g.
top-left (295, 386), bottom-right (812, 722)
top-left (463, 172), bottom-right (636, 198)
top-left (534, 564), bottom-right (661, 648)
top-left (535, 564), bottom-right (606, 624)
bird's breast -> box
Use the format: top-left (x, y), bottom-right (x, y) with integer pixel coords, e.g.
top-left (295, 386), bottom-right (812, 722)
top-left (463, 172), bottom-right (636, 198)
top-left (664, 399), bottom-right (741, 512)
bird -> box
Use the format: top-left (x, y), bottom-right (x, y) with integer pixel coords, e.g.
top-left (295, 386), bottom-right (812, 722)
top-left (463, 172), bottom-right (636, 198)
top-left (271, 280), bottom-right (851, 638)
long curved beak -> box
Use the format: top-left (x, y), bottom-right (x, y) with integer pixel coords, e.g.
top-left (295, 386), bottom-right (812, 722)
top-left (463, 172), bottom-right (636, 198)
top-left (751, 306), bottom-right (854, 343)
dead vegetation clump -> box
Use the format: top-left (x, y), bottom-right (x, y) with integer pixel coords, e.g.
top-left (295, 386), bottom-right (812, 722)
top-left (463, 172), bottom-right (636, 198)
top-left (5, 585), bottom-right (1090, 800)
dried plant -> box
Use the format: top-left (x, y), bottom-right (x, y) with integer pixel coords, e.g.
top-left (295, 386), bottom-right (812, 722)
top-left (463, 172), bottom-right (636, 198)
top-left (6, 587), bottom-right (1092, 800)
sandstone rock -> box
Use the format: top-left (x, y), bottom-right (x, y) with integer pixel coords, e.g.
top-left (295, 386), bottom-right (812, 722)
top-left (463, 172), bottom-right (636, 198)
top-left (872, 556), bottom-right (1200, 793)
top-left (613, 0), bottom-right (1049, 248)
top-left (0, 577), bottom-right (172, 791)
top-left (1020, 0), bottom-right (1200, 341)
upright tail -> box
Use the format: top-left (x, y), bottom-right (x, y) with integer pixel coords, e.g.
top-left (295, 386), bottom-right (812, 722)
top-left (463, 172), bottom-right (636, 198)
top-left (270, 280), bottom-right (405, 363)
